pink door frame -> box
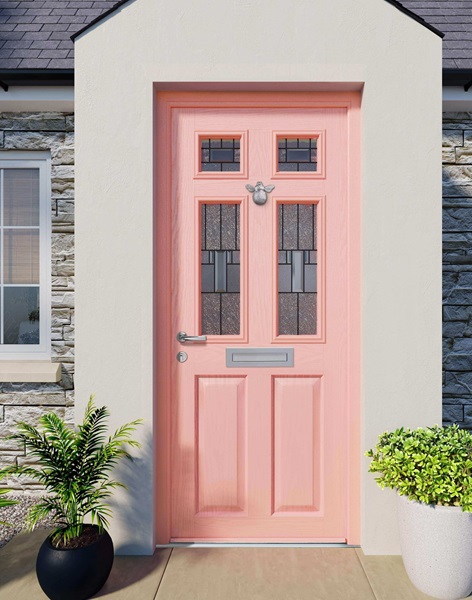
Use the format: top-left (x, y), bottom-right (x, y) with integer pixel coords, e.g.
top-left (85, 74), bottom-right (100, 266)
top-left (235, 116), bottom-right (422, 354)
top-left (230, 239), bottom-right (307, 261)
top-left (154, 91), bottom-right (361, 545)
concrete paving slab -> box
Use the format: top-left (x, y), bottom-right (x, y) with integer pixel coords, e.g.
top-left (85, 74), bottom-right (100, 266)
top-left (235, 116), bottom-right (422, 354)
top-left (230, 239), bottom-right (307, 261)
top-left (0, 528), bottom-right (49, 599)
top-left (356, 549), bottom-right (436, 600)
top-left (94, 550), bottom-right (171, 599)
top-left (156, 547), bottom-right (376, 600)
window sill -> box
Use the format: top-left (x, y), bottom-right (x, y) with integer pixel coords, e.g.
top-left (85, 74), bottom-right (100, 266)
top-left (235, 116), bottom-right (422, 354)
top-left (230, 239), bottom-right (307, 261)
top-left (0, 361), bottom-right (61, 383)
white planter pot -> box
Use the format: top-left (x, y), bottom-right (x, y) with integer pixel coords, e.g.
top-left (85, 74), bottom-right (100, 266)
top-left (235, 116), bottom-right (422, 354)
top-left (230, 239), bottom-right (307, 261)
top-left (397, 493), bottom-right (472, 600)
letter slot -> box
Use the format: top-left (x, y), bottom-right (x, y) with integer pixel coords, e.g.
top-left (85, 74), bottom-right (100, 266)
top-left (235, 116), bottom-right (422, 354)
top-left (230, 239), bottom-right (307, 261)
top-left (226, 347), bottom-right (294, 368)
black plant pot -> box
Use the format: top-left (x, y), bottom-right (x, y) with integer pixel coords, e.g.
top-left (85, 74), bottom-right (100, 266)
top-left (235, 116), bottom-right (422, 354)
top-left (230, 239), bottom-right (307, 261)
top-left (36, 526), bottom-right (114, 600)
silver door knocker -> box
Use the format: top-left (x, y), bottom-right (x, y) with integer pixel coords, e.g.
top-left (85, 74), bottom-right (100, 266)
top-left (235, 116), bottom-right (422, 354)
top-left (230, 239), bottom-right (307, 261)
top-left (245, 182), bottom-right (275, 206)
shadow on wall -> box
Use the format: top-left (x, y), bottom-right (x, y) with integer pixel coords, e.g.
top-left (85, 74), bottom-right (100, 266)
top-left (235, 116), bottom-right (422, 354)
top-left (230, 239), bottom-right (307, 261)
top-left (442, 135), bottom-right (472, 429)
top-left (108, 425), bottom-right (155, 555)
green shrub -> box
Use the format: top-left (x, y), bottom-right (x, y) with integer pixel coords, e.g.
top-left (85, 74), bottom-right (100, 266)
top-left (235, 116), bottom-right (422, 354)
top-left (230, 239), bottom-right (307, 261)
top-left (366, 425), bottom-right (472, 511)
top-left (0, 396), bottom-right (141, 546)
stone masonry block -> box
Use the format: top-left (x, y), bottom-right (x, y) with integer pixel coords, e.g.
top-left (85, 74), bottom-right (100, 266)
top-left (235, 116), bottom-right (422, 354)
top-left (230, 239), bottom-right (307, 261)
top-left (51, 341), bottom-right (74, 362)
top-left (443, 208), bottom-right (472, 232)
top-left (450, 338), bottom-right (472, 352)
top-left (455, 146), bottom-right (472, 164)
top-left (444, 130), bottom-right (464, 147)
top-left (0, 112), bottom-right (67, 131)
top-left (443, 305), bottom-right (472, 322)
top-left (443, 272), bottom-right (460, 294)
top-left (52, 233), bottom-right (74, 259)
top-left (3, 405), bottom-right (65, 426)
top-left (3, 130), bottom-right (65, 152)
top-left (51, 291), bottom-right (74, 308)
top-left (63, 325), bottom-right (74, 341)
top-left (52, 258), bottom-right (74, 277)
top-left (443, 149), bottom-right (456, 163)
top-left (443, 404), bottom-right (464, 423)
top-left (51, 308), bottom-right (71, 326)
top-left (443, 165), bottom-right (472, 186)
top-left (444, 354), bottom-right (472, 371)
top-left (444, 287), bottom-right (472, 305)
top-left (52, 276), bottom-right (74, 290)
top-left (443, 371), bottom-right (472, 396)
top-left (51, 177), bottom-right (74, 197)
top-left (443, 181), bottom-right (472, 198)
top-left (443, 321), bottom-right (468, 338)
top-left (51, 326), bottom-right (63, 341)
top-left (0, 391), bottom-right (65, 406)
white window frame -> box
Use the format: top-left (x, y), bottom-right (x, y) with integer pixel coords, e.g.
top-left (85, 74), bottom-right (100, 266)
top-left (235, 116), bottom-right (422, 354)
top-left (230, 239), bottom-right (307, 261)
top-left (0, 152), bottom-right (51, 360)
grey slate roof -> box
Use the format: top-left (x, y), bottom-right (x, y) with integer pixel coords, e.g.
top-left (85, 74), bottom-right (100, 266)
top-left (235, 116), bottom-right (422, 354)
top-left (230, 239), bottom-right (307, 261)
top-left (401, 1), bottom-right (472, 70)
top-left (0, 0), bottom-right (118, 69)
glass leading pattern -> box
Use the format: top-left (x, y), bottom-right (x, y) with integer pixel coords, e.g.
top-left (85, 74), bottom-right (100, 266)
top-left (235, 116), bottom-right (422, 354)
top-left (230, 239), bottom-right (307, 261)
top-left (278, 203), bottom-right (317, 335)
top-left (278, 138), bottom-right (317, 172)
top-left (201, 138), bottom-right (240, 172)
top-left (201, 203), bottom-right (240, 335)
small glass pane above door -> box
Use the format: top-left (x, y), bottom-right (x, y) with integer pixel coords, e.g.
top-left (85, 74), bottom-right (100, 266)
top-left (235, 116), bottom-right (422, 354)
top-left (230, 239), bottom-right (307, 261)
top-left (278, 137), bottom-right (318, 172)
top-left (278, 203), bottom-right (317, 335)
top-left (201, 203), bottom-right (240, 335)
top-left (201, 138), bottom-right (241, 172)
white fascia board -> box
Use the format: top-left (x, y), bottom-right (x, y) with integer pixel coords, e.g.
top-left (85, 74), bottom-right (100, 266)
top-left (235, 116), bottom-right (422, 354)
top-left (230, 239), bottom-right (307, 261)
top-left (443, 86), bottom-right (472, 112)
top-left (0, 86), bottom-right (74, 112)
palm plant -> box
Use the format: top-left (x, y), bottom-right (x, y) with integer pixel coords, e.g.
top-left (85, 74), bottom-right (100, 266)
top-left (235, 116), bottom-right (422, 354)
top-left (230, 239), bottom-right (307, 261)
top-left (1, 396), bottom-right (141, 546)
top-left (0, 488), bottom-right (18, 525)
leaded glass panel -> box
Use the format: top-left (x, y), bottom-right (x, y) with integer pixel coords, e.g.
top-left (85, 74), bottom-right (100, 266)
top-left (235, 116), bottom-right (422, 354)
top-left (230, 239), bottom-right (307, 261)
top-left (278, 203), bottom-right (317, 335)
top-left (201, 138), bottom-right (240, 172)
top-left (278, 138), bottom-right (317, 172)
top-left (201, 203), bottom-right (240, 335)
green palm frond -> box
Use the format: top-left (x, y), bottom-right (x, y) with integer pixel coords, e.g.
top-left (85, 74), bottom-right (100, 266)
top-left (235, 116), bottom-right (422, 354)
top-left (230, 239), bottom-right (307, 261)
top-left (1, 395), bottom-right (142, 546)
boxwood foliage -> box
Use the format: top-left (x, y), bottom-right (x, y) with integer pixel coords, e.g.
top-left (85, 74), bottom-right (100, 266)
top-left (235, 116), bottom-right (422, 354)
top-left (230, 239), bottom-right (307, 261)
top-left (366, 425), bottom-right (472, 511)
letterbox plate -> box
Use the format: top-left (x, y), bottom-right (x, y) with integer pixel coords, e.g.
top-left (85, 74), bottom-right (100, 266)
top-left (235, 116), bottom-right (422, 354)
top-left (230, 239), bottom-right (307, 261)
top-left (226, 347), bottom-right (294, 368)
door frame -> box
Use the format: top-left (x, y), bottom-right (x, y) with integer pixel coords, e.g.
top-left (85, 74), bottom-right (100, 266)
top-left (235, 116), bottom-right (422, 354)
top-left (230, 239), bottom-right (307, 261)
top-left (154, 91), bottom-right (361, 545)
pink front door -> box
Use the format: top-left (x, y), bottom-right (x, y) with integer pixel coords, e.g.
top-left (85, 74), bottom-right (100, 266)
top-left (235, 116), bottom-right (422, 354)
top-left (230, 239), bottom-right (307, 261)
top-left (156, 93), bottom-right (360, 543)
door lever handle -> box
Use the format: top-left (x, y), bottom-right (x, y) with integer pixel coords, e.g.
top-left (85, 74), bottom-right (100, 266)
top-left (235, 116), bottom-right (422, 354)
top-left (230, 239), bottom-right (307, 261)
top-left (177, 331), bottom-right (207, 343)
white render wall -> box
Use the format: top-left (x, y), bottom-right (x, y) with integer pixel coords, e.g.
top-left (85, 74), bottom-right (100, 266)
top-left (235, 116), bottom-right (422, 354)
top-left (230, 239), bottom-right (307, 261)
top-left (74, 0), bottom-right (442, 555)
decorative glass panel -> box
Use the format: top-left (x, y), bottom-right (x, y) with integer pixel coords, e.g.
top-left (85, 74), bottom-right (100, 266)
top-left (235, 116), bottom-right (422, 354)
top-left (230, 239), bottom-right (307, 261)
top-left (278, 203), bottom-right (317, 335)
top-left (278, 138), bottom-right (317, 172)
top-left (201, 138), bottom-right (240, 172)
top-left (201, 203), bottom-right (240, 335)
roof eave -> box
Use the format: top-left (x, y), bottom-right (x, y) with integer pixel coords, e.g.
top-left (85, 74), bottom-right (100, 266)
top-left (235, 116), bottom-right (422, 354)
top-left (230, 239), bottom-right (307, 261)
top-left (443, 69), bottom-right (472, 89)
top-left (0, 69), bottom-right (74, 87)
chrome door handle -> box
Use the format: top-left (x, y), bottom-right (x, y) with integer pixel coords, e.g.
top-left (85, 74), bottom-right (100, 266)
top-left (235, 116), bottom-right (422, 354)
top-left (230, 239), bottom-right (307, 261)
top-left (177, 331), bottom-right (207, 343)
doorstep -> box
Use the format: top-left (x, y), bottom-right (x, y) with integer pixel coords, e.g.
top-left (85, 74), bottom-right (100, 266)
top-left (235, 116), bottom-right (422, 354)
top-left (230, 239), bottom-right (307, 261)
top-left (0, 531), bottom-right (437, 599)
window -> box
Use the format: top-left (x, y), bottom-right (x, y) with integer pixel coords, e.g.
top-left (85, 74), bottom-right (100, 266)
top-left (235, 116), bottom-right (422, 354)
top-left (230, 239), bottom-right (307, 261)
top-left (0, 153), bottom-right (50, 359)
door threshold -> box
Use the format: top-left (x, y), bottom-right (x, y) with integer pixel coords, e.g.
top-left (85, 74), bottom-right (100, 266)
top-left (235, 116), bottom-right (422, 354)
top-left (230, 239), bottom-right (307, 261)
top-left (156, 542), bottom-right (360, 549)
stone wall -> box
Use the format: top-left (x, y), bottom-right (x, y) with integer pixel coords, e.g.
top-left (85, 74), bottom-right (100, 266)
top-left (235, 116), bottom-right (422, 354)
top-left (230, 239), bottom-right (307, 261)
top-left (443, 112), bottom-right (472, 427)
top-left (0, 112), bottom-right (74, 489)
